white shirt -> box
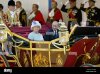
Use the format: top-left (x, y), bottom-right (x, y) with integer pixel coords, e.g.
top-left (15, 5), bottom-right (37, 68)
top-left (49, 9), bottom-right (55, 17)
top-left (10, 11), bottom-right (16, 18)
top-left (28, 12), bottom-right (36, 20)
top-left (16, 8), bottom-right (22, 16)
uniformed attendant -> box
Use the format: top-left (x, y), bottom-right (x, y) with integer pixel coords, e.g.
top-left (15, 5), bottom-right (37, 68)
top-left (61, 0), bottom-right (82, 32)
top-left (47, 1), bottom-right (63, 24)
top-left (5, 0), bottom-right (18, 27)
top-left (28, 4), bottom-right (45, 25)
top-left (16, 1), bottom-right (27, 27)
top-left (81, 0), bottom-right (100, 26)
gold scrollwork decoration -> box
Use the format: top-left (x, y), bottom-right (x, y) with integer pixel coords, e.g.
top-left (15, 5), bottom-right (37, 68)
top-left (56, 54), bottom-right (63, 66)
top-left (33, 53), bottom-right (49, 67)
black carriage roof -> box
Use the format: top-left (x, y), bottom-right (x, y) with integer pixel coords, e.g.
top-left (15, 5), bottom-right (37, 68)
top-left (71, 26), bottom-right (100, 37)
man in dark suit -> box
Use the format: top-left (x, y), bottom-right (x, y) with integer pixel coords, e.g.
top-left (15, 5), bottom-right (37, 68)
top-left (44, 21), bottom-right (59, 41)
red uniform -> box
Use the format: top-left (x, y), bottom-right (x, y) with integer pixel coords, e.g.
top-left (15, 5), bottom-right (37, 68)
top-left (32, 10), bottom-right (46, 25)
top-left (53, 8), bottom-right (63, 21)
top-left (48, 8), bottom-right (63, 22)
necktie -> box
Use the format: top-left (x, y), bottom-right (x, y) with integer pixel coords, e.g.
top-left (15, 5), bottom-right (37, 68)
top-left (54, 30), bottom-right (57, 38)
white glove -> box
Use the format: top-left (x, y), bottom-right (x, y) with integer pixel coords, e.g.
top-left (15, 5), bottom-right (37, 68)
top-left (82, 0), bottom-right (88, 4)
top-left (49, 9), bottom-right (54, 18)
top-left (64, 0), bottom-right (69, 6)
top-left (28, 12), bottom-right (35, 20)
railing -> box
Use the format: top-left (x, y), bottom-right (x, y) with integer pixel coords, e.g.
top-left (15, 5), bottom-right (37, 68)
top-left (11, 32), bottom-right (70, 67)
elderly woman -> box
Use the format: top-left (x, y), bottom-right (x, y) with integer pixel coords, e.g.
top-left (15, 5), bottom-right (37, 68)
top-left (28, 21), bottom-right (44, 41)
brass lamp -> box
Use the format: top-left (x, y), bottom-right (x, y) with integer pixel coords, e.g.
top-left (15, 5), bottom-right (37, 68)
top-left (52, 22), bottom-right (70, 55)
top-left (59, 22), bottom-right (69, 45)
top-left (59, 22), bottom-right (70, 54)
top-left (0, 24), bottom-right (7, 51)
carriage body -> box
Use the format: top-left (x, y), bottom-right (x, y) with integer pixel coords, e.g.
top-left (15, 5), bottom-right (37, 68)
top-left (0, 24), bottom-right (100, 67)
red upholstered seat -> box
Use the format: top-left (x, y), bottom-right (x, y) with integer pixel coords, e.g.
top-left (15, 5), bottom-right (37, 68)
top-left (10, 26), bottom-right (31, 33)
top-left (46, 22), bottom-right (52, 29)
top-left (9, 25), bottom-right (50, 39)
top-left (21, 34), bottom-right (29, 38)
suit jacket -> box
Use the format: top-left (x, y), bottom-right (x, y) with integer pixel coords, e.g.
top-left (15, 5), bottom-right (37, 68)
top-left (44, 29), bottom-right (59, 41)
top-left (19, 9), bottom-right (27, 26)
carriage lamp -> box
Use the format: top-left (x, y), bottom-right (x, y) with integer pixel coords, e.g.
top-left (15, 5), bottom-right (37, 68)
top-left (0, 24), bottom-right (7, 51)
top-left (59, 22), bottom-right (69, 45)
top-left (59, 22), bottom-right (70, 54)
top-left (52, 22), bottom-right (70, 55)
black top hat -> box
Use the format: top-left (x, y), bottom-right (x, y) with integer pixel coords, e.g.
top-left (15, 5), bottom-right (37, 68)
top-left (8, 0), bottom-right (15, 6)
top-left (89, 0), bottom-right (96, 3)
top-left (0, 4), bottom-right (3, 9)
top-left (69, 0), bottom-right (76, 2)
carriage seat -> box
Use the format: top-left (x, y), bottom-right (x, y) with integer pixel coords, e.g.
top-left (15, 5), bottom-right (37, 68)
top-left (9, 25), bottom-right (50, 38)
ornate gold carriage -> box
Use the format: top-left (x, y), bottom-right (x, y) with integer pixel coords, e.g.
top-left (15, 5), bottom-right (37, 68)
top-left (0, 22), bottom-right (71, 67)
top-left (0, 23), bottom-right (100, 67)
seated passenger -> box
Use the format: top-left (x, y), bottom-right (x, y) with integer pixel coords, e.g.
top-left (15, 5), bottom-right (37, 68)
top-left (44, 21), bottom-right (59, 41)
top-left (28, 21), bottom-right (44, 41)
top-left (28, 4), bottom-right (45, 25)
